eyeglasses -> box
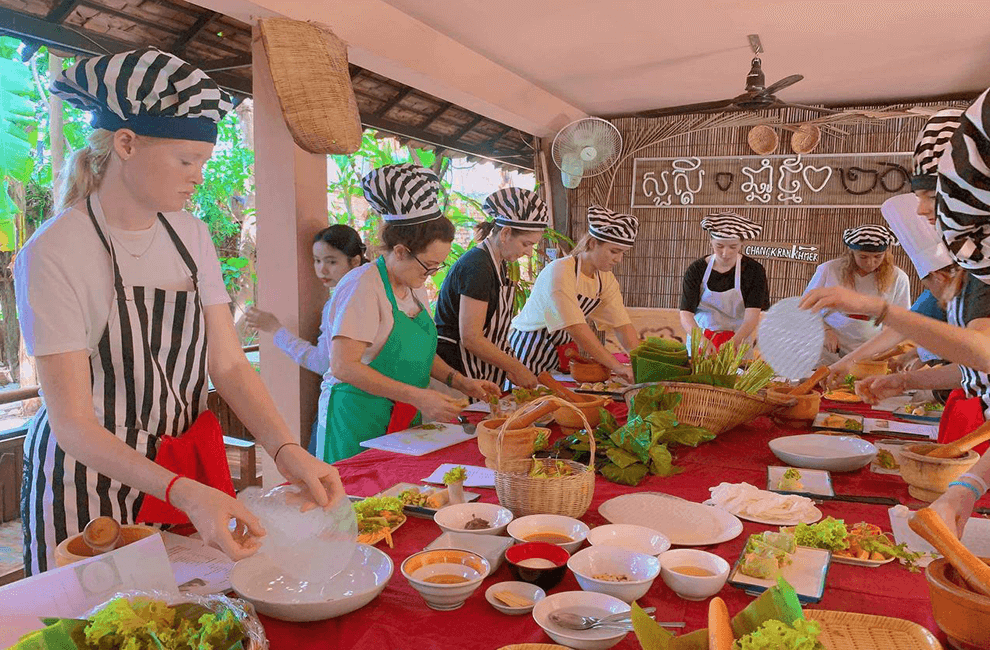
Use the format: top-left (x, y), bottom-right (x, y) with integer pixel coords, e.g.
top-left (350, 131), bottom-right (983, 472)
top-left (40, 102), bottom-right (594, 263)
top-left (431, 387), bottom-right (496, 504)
top-left (411, 251), bottom-right (447, 277)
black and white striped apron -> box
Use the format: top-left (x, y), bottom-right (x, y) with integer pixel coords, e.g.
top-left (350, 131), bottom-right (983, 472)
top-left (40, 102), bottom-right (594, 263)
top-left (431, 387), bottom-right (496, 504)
top-left (948, 285), bottom-right (990, 419)
top-left (21, 197), bottom-right (208, 575)
top-left (508, 256), bottom-right (602, 376)
top-left (438, 241), bottom-right (516, 389)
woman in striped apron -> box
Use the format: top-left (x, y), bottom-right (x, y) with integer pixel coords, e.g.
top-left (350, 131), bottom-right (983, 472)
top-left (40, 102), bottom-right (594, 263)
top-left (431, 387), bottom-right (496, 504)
top-left (15, 48), bottom-right (343, 575)
top-left (435, 188), bottom-right (549, 391)
top-left (508, 206), bottom-right (640, 384)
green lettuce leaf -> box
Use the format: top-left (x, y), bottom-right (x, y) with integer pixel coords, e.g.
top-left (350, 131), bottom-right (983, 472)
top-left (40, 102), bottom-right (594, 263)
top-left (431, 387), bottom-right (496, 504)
top-left (601, 461), bottom-right (650, 486)
top-left (793, 517), bottom-right (849, 552)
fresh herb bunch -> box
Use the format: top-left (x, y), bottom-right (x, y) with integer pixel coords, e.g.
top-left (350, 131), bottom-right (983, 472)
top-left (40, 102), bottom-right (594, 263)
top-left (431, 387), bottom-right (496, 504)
top-left (442, 466), bottom-right (467, 485)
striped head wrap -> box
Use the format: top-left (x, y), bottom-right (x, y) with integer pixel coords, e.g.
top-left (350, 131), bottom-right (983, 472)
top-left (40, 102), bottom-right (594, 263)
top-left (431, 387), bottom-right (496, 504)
top-left (50, 47), bottom-right (232, 143)
top-left (482, 188), bottom-right (549, 231)
top-left (843, 224), bottom-right (898, 252)
top-left (700, 212), bottom-right (763, 241)
top-left (912, 108), bottom-right (964, 191)
top-left (587, 205), bottom-right (638, 246)
top-left (361, 163), bottom-right (443, 226)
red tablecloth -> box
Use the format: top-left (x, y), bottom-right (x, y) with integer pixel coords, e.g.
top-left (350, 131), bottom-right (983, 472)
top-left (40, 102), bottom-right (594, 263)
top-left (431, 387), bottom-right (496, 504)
top-left (261, 399), bottom-right (985, 649)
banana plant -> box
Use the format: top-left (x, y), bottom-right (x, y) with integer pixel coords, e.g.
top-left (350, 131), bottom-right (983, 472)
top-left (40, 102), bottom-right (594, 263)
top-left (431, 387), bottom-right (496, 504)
top-left (0, 42), bottom-right (38, 250)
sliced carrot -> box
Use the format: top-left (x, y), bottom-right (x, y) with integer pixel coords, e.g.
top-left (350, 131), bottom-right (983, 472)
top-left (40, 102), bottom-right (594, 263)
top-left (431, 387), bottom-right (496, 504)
top-left (707, 597), bottom-right (734, 650)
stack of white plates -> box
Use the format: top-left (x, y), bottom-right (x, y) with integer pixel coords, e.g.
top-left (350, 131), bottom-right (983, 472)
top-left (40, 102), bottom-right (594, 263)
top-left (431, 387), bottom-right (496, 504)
top-left (598, 493), bottom-right (743, 546)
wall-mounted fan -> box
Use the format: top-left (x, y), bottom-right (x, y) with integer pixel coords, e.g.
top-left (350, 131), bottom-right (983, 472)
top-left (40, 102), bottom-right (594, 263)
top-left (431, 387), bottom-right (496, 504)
top-left (551, 117), bottom-right (622, 189)
top-left (628, 35), bottom-right (836, 119)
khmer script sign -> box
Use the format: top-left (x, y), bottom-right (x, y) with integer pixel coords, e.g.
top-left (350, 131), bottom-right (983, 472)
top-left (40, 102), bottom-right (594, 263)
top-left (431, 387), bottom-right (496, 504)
top-left (630, 152), bottom-right (913, 209)
top-left (744, 242), bottom-right (821, 265)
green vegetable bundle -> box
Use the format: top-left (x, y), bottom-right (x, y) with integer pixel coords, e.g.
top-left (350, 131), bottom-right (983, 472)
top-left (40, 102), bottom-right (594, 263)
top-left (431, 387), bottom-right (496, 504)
top-left (631, 337), bottom-right (690, 383)
top-left (677, 328), bottom-right (775, 394)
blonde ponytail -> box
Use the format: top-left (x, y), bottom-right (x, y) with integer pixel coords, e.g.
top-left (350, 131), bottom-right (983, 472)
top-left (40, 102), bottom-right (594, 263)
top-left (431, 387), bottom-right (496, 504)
top-left (55, 129), bottom-right (115, 213)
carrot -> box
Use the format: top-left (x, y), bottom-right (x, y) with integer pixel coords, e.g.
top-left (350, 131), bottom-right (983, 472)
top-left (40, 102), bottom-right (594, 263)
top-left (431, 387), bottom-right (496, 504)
top-left (909, 508), bottom-right (990, 597)
top-left (707, 597), bottom-right (734, 650)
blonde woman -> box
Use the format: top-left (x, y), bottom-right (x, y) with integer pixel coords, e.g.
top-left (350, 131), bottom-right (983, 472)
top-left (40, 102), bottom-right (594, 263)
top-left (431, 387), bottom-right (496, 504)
top-left (802, 225), bottom-right (911, 364)
top-left (15, 48), bottom-right (343, 574)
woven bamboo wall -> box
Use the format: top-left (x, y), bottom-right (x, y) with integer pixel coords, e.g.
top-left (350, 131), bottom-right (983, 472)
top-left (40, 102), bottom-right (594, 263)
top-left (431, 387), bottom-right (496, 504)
top-left (567, 102), bottom-right (968, 309)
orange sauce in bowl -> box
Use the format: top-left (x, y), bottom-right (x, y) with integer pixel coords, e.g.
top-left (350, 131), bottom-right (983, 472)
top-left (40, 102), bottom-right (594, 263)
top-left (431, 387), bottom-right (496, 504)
top-left (668, 565), bottom-right (715, 577)
top-left (423, 574), bottom-right (469, 585)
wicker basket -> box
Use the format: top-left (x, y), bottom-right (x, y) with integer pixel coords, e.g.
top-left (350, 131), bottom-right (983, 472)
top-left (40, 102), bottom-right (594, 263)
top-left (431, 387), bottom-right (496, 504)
top-left (805, 610), bottom-right (942, 650)
top-left (747, 125), bottom-right (779, 155)
top-left (494, 396), bottom-right (595, 518)
top-left (258, 18), bottom-right (363, 155)
top-left (623, 382), bottom-right (784, 436)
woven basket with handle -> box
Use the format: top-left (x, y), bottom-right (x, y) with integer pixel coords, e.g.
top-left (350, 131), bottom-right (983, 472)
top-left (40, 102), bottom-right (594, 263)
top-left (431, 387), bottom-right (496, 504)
top-left (258, 18), bottom-right (363, 155)
top-left (494, 396), bottom-right (595, 518)
top-left (624, 382), bottom-right (786, 436)
top-left (805, 610), bottom-right (941, 649)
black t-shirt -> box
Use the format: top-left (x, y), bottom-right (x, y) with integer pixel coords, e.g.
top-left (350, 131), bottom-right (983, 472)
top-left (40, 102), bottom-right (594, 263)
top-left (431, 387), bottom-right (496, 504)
top-left (434, 245), bottom-right (504, 344)
top-left (679, 255), bottom-right (770, 313)
top-left (958, 273), bottom-right (990, 325)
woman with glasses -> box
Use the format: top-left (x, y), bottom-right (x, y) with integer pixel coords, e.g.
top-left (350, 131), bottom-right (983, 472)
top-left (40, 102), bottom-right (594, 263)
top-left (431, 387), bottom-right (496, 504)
top-left (316, 163), bottom-right (499, 463)
top-left (434, 188), bottom-right (548, 392)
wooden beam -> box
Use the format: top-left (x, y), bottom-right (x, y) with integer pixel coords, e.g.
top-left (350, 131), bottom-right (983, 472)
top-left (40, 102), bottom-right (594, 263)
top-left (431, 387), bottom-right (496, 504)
top-left (200, 54), bottom-right (251, 72)
top-left (482, 124), bottom-right (512, 148)
top-left (75, 0), bottom-right (186, 37)
top-left (19, 0), bottom-right (80, 60)
top-left (418, 101), bottom-right (452, 130)
top-left (172, 9), bottom-right (218, 55)
top-left (373, 87), bottom-right (413, 118)
top-left (451, 114), bottom-right (484, 140)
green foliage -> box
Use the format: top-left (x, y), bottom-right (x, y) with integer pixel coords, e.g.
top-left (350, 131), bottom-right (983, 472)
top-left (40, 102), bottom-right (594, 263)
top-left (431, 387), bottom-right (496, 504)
top-left (190, 113), bottom-right (254, 250)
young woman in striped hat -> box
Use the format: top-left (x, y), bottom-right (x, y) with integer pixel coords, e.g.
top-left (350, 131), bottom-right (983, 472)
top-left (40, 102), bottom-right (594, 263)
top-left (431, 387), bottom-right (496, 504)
top-left (317, 163), bottom-right (499, 463)
top-left (802, 225), bottom-right (911, 364)
top-left (434, 188), bottom-right (548, 391)
top-left (508, 206), bottom-right (640, 384)
top-left (14, 48), bottom-right (344, 574)
top-left (678, 212), bottom-right (769, 350)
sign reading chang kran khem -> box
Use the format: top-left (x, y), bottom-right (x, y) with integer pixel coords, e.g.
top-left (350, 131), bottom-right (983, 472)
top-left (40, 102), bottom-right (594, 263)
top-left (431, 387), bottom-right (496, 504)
top-left (744, 242), bottom-right (821, 265)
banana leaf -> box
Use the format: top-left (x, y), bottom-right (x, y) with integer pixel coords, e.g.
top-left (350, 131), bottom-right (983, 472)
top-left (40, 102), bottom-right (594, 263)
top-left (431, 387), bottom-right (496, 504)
top-left (655, 424), bottom-right (715, 448)
top-left (609, 416), bottom-right (652, 463)
top-left (606, 447), bottom-right (640, 469)
top-left (648, 444), bottom-right (680, 477)
top-left (630, 385), bottom-right (681, 419)
top-left (601, 461), bottom-right (650, 486)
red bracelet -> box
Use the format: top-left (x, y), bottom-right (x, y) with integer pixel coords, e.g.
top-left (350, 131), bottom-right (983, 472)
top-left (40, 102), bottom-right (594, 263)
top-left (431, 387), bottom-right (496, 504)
top-left (164, 475), bottom-right (182, 506)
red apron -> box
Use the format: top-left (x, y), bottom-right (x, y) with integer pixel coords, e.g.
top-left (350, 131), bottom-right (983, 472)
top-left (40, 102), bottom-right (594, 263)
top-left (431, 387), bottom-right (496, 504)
top-left (937, 388), bottom-right (989, 454)
top-left (136, 410), bottom-right (236, 526)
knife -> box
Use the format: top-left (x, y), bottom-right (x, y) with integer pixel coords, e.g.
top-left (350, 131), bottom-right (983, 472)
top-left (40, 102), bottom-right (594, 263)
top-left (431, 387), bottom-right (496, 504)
top-left (830, 494), bottom-right (900, 506)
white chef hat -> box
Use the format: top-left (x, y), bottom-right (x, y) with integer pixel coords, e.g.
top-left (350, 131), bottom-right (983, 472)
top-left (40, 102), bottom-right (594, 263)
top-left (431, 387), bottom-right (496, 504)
top-left (881, 194), bottom-right (954, 279)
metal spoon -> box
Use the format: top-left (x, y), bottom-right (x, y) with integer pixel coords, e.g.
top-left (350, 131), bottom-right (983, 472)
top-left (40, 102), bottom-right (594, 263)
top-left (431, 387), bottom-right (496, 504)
top-left (551, 608), bottom-right (680, 630)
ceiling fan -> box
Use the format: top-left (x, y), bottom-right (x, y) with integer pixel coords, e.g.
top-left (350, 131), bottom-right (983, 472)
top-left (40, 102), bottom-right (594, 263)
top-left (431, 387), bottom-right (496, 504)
top-left (628, 35), bottom-right (837, 119)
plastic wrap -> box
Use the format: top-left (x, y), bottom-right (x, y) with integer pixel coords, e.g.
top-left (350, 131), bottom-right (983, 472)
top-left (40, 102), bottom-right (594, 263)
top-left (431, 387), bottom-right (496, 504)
top-left (758, 297), bottom-right (825, 381)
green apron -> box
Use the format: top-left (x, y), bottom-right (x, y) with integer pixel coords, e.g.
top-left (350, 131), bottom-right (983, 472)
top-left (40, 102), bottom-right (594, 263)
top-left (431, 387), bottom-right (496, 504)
top-left (322, 256), bottom-right (438, 463)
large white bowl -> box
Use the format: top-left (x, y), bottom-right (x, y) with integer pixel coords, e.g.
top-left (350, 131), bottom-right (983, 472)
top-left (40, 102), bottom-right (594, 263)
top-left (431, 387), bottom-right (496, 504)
top-left (401, 548), bottom-right (491, 611)
top-left (567, 546), bottom-right (660, 603)
top-left (658, 549), bottom-right (729, 601)
top-left (533, 591), bottom-right (630, 650)
top-left (433, 502), bottom-right (514, 536)
top-left (485, 580), bottom-right (546, 615)
top-left (507, 514), bottom-right (590, 554)
top-left (229, 544), bottom-right (392, 622)
top-left (769, 434), bottom-right (877, 472)
top-left (587, 524), bottom-right (671, 556)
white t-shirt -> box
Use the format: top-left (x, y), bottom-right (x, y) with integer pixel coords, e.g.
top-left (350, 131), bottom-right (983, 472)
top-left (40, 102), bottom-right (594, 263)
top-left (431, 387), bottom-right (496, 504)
top-left (511, 256), bottom-right (632, 333)
top-left (273, 295), bottom-right (333, 376)
top-left (15, 194), bottom-right (229, 357)
top-left (321, 262), bottom-right (430, 388)
top-left (803, 257), bottom-right (912, 354)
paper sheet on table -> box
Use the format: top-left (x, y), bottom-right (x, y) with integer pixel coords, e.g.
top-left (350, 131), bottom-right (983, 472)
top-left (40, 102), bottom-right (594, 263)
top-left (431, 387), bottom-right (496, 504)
top-left (865, 417), bottom-right (938, 439)
top-left (162, 531), bottom-right (233, 595)
top-left (872, 394), bottom-right (913, 412)
top-left (0, 533), bottom-right (179, 647)
top-left (888, 505), bottom-right (990, 566)
top-left (423, 463), bottom-right (495, 488)
top-left (462, 401), bottom-right (490, 413)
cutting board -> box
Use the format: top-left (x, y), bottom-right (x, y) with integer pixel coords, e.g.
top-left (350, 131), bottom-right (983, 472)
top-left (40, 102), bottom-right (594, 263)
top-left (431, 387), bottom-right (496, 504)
top-left (359, 422), bottom-right (474, 456)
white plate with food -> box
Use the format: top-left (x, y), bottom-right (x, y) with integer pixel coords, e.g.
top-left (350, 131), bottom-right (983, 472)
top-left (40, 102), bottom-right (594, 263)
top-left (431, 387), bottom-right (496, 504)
top-left (892, 402), bottom-right (944, 423)
top-left (707, 483), bottom-right (822, 527)
top-left (831, 554), bottom-right (896, 567)
top-left (728, 544), bottom-right (831, 604)
top-left (769, 434), bottom-right (877, 472)
top-left (598, 493), bottom-right (743, 547)
top-left (766, 467), bottom-right (834, 498)
top-left (813, 412), bottom-right (865, 433)
top-left (870, 440), bottom-right (906, 475)
top-left (378, 483), bottom-right (480, 519)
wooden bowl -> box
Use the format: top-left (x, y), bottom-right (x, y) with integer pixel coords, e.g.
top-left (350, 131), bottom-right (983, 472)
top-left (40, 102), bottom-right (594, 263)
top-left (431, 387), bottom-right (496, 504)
top-left (851, 359), bottom-right (888, 379)
top-left (926, 556), bottom-right (990, 650)
top-left (569, 360), bottom-right (610, 383)
top-left (553, 397), bottom-right (609, 432)
top-left (899, 443), bottom-right (980, 502)
top-left (55, 524), bottom-right (159, 567)
top-left (477, 418), bottom-right (550, 470)
top-left (767, 388), bottom-right (820, 423)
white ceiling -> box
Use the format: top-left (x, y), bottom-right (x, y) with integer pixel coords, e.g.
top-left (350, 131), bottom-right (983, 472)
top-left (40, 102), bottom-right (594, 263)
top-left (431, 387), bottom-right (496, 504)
top-left (379, 0), bottom-right (990, 116)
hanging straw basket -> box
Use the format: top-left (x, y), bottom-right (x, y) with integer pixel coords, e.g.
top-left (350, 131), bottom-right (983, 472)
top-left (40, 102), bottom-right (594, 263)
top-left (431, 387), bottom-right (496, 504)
top-left (747, 125), bottom-right (779, 155)
top-left (623, 382), bottom-right (785, 436)
top-left (791, 123), bottom-right (822, 154)
top-left (494, 396), bottom-right (596, 518)
top-left (258, 18), bottom-right (363, 155)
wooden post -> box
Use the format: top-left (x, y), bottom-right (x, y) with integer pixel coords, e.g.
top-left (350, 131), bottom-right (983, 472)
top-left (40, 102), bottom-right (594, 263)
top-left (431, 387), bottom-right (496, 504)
top-left (252, 27), bottom-right (327, 486)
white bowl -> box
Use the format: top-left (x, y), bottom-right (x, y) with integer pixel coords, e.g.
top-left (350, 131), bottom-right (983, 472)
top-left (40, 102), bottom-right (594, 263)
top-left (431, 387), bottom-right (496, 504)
top-left (587, 524), bottom-right (671, 556)
top-left (434, 502), bottom-right (514, 536)
top-left (657, 549), bottom-right (729, 601)
top-left (769, 434), bottom-right (877, 472)
top-left (567, 546), bottom-right (660, 603)
top-left (401, 548), bottom-right (491, 611)
top-left (229, 544), bottom-right (392, 622)
top-left (533, 590), bottom-right (630, 650)
top-left (485, 580), bottom-right (546, 615)
top-left (425, 532), bottom-right (514, 572)
top-left (507, 514), bottom-right (590, 554)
